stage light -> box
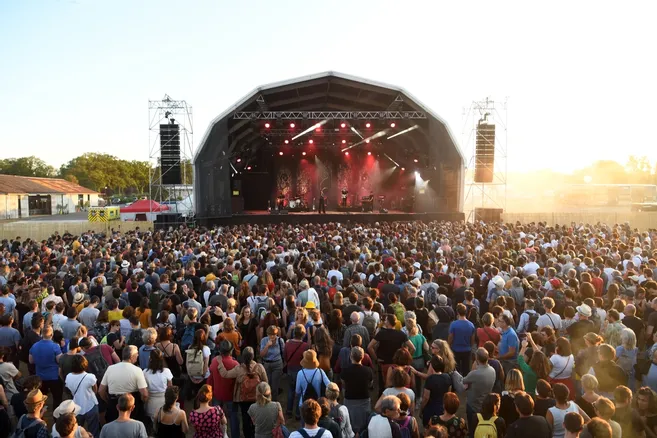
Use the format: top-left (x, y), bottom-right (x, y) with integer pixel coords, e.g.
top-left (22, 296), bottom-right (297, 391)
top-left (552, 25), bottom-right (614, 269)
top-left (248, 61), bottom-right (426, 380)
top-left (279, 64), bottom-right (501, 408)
top-left (290, 123), bottom-right (295, 128)
top-left (279, 151), bottom-right (284, 156)
top-left (340, 123), bottom-right (346, 128)
top-left (345, 151), bottom-right (349, 156)
top-left (367, 151), bottom-right (372, 156)
top-left (342, 139), bottom-right (346, 144)
top-left (365, 139), bottom-right (370, 143)
top-left (401, 167), bottom-right (405, 171)
top-left (415, 171), bottom-right (420, 177)
top-left (236, 158), bottom-right (242, 163)
top-left (247, 166), bottom-right (252, 170)
top-left (413, 159), bottom-right (418, 163)
top-left (302, 151), bottom-right (307, 156)
top-left (265, 123), bottom-right (270, 129)
top-left (365, 123), bottom-right (371, 128)
top-left (284, 140), bottom-right (289, 144)
top-left (309, 139), bottom-right (314, 144)
top-left (390, 122), bottom-right (396, 128)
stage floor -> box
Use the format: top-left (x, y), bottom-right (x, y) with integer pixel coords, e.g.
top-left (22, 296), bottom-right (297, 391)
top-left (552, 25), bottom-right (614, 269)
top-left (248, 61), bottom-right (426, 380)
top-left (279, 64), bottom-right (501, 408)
top-left (197, 210), bottom-right (464, 226)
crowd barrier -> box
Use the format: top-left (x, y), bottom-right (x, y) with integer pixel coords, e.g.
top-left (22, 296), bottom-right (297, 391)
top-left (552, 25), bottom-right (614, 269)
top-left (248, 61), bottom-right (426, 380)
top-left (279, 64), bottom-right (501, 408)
top-left (0, 221), bottom-right (153, 240)
top-left (501, 212), bottom-right (657, 228)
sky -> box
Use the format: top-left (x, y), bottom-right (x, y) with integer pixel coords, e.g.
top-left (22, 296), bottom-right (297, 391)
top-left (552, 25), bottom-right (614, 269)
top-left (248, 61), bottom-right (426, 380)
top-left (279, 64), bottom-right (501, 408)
top-left (1, 0), bottom-right (656, 174)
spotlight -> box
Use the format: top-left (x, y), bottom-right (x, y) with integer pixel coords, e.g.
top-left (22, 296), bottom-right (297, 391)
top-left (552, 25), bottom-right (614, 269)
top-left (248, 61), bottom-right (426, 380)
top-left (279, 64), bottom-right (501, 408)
top-left (309, 139), bottom-right (314, 144)
top-left (345, 151), bottom-right (349, 156)
top-left (247, 166), bottom-right (252, 170)
top-left (265, 123), bottom-right (270, 129)
top-left (279, 151), bottom-right (284, 156)
top-left (401, 167), bottom-right (405, 171)
top-left (342, 139), bottom-right (346, 144)
top-left (365, 123), bottom-right (371, 128)
top-left (302, 151), bottom-right (307, 156)
top-left (413, 159), bottom-right (418, 163)
top-left (390, 122), bottom-right (396, 128)
top-left (236, 158), bottom-right (242, 163)
top-left (340, 123), bottom-right (346, 128)
top-left (284, 140), bottom-right (289, 144)
top-left (367, 151), bottom-right (372, 156)
top-left (290, 123), bottom-right (295, 128)
top-left (365, 139), bottom-right (370, 143)
top-left (415, 171), bottom-right (420, 176)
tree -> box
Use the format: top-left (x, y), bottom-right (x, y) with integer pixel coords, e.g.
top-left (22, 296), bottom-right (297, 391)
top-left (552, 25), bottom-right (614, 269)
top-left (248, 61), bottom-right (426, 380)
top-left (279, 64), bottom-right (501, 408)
top-left (0, 156), bottom-right (57, 177)
top-left (64, 174), bottom-right (79, 184)
top-left (625, 155), bottom-right (653, 184)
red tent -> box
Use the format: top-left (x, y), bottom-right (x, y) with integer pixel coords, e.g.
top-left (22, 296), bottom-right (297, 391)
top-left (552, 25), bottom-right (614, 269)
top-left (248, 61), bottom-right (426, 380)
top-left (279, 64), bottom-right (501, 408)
top-left (120, 200), bottom-right (170, 213)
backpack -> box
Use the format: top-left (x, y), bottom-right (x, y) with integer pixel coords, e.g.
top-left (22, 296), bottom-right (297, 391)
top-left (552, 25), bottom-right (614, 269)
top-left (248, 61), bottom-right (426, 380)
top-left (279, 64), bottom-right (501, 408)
top-left (127, 329), bottom-right (143, 348)
top-left (474, 414), bottom-right (498, 438)
top-left (185, 349), bottom-right (205, 377)
top-left (297, 428), bottom-right (325, 438)
top-left (180, 325), bottom-right (196, 351)
top-left (370, 275), bottom-right (382, 288)
top-left (14, 415), bottom-right (44, 438)
top-left (425, 286), bottom-right (437, 306)
top-left (302, 369), bottom-right (326, 401)
top-left (527, 312), bottom-right (539, 333)
top-left (467, 305), bottom-right (481, 328)
top-left (397, 416), bottom-right (413, 438)
top-left (391, 302), bottom-right (405, 326)
top-left (329, 403), bottom-right (345, 427)
top-left (84, 346), bottom-right (110, 382)
top-left (240, 368), bottom-right (261, 402)
top-left (362, 312), bottom-right (377, 338)
top-left (254, 296), bottom-right (269, 321)
top-left (137, 283), bottom-right (148, 295)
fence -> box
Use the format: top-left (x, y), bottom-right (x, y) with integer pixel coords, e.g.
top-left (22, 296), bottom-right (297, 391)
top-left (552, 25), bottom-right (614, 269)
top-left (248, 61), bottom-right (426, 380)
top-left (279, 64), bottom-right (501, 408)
top-left (0, 221), bottom-right (153, 240)
top-left (501, 212), bottom-right (657, 229)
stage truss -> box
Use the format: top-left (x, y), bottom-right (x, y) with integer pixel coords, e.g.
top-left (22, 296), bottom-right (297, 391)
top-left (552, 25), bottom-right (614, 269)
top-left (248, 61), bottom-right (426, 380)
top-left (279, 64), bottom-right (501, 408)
top-left (148, 95), bottom-right (194, 217)
top-left (462, 97), bottom-right (508, 222)
top-left (233, 111), bottom-right (426, 120)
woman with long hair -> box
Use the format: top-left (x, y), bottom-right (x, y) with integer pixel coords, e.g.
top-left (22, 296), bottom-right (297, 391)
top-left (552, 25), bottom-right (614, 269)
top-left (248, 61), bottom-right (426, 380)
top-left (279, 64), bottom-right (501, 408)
top-left (135, 296), bottom-right (152, 329)
top-left (287, 308), bottom-right (309, 341)
top-left (144, 349), bottom-right (174, 419)
top-left (92, 309), bottom-right (109, 340)
top-left (313, 326), bottom-right (335, 379)
top-left (407, 318), bottom-right (430, 396)
top-left (546, 383), bottom-right (590, 438)
top-left (519, 333), bottom-right (551, 395)
top-left (498, 369), bottom-right (525, 426)
top-left (155, 326), bottom-right (183, 384)
top-left (636, 386), bottom-right (657, 438)
top-left (217, 317), bottom-right (242, 356)
top-left (533, 379), bottom-right (556, 417)
top-left (238, 281), bottom-right (251, 309)
top-left (247, 382), bottom-right (285, 438)
top-left (64, 355), bottom-right (100, 438)
top-left (217, 347), bottom-right (268, 438)
top-left (431, 339), bottom-right (457, 374)
top-left (385, 348), bottom-right (415, 389)
top-left (187, 329), bottom-right (211, 402)
top-left (189, 385), bottom-right (226, 438)
top-left (549, 337), bottom-right (575, 398)
top-left (154, 386), bottom-right (188, 438)
top-left (237, 306), bottom-right (259, 354)
top-left (281, 295), bottom-right (296, 329)
top-left (376, 367), bottom-right (416, 413)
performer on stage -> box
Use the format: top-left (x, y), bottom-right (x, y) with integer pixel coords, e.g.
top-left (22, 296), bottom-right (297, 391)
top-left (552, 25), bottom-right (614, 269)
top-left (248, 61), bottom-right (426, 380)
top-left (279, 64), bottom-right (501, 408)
top-left (341, 187), bottom-right (348, 207)
top-left (318, 189), bottom-right (327, 214)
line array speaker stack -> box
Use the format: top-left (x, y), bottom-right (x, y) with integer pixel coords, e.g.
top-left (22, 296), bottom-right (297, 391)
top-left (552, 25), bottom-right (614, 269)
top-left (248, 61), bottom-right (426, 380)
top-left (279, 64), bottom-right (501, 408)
top-left (474, 121), bottom-right (495, 183)
top-left (160, 123), bottom-right (181, 185)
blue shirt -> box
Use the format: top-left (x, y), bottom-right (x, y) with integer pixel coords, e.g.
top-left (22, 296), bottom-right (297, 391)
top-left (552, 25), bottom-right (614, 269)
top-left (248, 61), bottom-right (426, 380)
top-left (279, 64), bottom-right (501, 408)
top-left (498, 327), bottom-right (519, 360)
top-left (30, 339), bottom-right (62, 381)
top-left (0, 326), bottom-right (20, 348)
top-left (295, 368), bottom-right (331, 406)
top-left (448, 319), bottom-right (476, 353)
top-left (0, 296), bottom-right (15, 316)
top-left (259, 336), bottom-right (284, 362)
top-left (139, 345), bottom-right (157, 370)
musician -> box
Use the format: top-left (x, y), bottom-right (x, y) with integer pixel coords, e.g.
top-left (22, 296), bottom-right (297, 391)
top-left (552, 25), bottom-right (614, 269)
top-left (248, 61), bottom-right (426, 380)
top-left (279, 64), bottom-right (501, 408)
top-left (318, 189), bottom-right (327, 214)
top-left (341, 188), bottom-right (348, 207)
top-left (277, 194), bottom-right (285, 210)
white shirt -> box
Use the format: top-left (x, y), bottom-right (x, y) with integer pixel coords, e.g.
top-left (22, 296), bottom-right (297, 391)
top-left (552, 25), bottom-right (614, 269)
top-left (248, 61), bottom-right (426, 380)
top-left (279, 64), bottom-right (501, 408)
top-left (523, 262), bottom-right (540, 276)
top-left (41, 294), bottom-right (63, 313)
top-left (537, 312), bottom-right (562, 331)
top-left (549, 354), bottom-right (574, 379)
top-left (358, 310), bottom-right (381, 327)
top-left (65, 372), bottom-right (98, 414)
top-left (101, 361), bottom-right (148, 395)
top-left (289, 428), bottom-right (334, 438)
top-left (327, 270), bottom-right (344, 282)
top-left (143, 368), bottom-right (173, 393)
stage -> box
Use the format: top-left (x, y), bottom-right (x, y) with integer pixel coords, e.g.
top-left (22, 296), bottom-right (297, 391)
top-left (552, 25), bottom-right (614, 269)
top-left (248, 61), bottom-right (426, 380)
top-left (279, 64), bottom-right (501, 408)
top-left (197, 210), bottom-right (464, 226)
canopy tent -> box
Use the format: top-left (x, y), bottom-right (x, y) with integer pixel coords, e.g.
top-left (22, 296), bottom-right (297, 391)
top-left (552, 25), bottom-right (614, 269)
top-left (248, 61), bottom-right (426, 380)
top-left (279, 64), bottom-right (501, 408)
top-left (120, 199), bottom-right (169, 221)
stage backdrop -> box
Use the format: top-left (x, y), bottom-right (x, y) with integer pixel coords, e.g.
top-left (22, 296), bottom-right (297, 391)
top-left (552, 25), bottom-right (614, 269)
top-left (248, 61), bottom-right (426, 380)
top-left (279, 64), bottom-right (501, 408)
top-left (271, 152), bottom-right (415, 210)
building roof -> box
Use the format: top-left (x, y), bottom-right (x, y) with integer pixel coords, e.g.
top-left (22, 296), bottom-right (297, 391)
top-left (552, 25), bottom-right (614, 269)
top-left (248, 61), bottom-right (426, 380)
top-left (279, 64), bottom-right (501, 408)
top-left (120, 199), bottom-right (170, 213)
top-left (193, 70), bottom-right (464, 166)
top-left (0, 174), bottom-right (97, 195)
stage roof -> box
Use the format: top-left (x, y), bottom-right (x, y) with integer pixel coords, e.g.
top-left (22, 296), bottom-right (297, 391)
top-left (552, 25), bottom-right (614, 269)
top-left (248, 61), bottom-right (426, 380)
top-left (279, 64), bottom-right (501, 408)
top-left (194, 71), bottom-right (464, 168)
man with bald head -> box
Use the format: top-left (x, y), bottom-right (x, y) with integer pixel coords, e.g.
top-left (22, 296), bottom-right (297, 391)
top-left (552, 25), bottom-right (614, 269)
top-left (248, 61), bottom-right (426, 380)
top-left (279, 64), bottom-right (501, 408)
top-left (343, 312), bottom-right (370, 347)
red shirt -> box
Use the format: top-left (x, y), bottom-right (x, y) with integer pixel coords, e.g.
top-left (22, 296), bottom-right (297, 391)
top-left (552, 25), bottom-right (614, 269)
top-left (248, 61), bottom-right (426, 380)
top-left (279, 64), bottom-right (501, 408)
top-left (591, 277), bottom-right (604, 297)
top-left (208, 355), bottom-right (239, 402)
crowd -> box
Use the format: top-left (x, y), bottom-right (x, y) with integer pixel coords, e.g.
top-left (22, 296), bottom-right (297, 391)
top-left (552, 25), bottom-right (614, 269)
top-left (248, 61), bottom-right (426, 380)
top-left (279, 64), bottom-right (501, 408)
top-left (0, 219), bottom-right (656, 438)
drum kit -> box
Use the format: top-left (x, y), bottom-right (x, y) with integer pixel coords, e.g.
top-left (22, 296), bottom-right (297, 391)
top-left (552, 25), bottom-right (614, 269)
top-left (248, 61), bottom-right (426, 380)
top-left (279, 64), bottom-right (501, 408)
top-left (276, 195), bottom-right (308, 211)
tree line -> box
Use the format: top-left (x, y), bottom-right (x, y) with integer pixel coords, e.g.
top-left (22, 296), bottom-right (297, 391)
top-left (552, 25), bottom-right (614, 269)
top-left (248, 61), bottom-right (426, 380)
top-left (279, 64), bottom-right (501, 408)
top-left (0, 154), bottom-right (193, 195)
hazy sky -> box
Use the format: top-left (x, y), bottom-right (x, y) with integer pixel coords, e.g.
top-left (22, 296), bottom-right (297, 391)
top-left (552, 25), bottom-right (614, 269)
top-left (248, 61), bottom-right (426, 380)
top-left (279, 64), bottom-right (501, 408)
top-left (1, 0), bottom-right (655, 174)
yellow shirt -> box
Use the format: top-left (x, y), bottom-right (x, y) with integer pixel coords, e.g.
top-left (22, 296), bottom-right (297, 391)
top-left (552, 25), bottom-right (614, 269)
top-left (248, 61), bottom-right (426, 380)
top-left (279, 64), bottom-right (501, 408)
top-left (108, 309), bottom-right (123, 322)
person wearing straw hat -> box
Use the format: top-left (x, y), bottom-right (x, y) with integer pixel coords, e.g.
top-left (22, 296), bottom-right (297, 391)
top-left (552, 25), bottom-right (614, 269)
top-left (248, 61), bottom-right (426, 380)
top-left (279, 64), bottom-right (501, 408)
top-left (15, 389), bottom-right (49, 438)
top-left (295, 350), bottom-right (331, 413)
top-left (51, 400), bottom-right (92, 438)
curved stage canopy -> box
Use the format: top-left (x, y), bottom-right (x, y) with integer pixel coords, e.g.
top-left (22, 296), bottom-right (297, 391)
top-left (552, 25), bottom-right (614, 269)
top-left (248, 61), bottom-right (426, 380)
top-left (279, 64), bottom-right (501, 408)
top-left (194, 71), bottom-right (464, 219)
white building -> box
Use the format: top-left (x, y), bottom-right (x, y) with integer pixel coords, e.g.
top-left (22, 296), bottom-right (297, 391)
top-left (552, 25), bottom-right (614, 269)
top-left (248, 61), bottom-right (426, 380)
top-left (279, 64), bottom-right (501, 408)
top-left (0, 174), bottom-right (98, 219)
